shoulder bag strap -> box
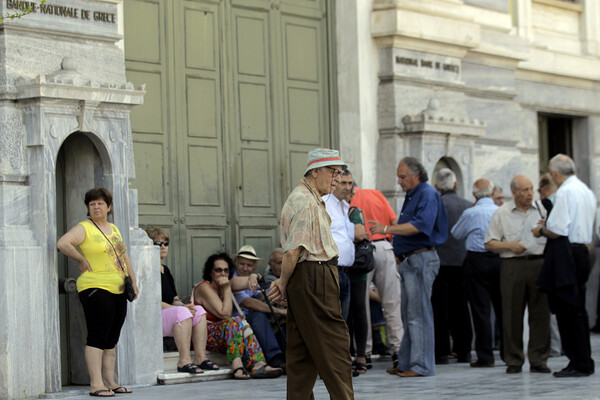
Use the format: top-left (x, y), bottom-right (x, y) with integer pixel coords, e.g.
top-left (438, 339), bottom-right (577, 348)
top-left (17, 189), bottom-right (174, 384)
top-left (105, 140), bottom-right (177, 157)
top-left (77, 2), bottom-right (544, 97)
top-left (88, 218), bottom-right (128, 277)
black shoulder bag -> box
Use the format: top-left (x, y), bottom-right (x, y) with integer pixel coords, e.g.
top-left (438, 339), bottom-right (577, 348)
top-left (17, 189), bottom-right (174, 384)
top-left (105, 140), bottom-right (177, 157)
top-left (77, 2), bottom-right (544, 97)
top-left (89, 219), bottom-right (135, 302)
top-left (353, 239), bottom-right (375, 273)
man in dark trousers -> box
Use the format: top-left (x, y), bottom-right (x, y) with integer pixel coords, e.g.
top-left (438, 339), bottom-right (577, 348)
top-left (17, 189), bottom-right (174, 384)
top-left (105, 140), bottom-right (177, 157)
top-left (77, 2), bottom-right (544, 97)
top-left (533, 154), bottom-right (596, 378)
top-left (432, 168), bottom-right (472, 364)
top-left (269, 148), bottom-right (354, 399)
top-left (452, 178), bottom-right (502, 368)
top-left (370, 157), bottom-right (448, 377)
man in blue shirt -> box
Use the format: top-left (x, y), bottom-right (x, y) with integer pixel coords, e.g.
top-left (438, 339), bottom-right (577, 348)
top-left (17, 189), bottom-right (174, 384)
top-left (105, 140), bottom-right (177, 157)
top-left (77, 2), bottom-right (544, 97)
top-left (369, 157), bottom-right (447, 377)
top-left (451, 178), bottom-right (502, 368)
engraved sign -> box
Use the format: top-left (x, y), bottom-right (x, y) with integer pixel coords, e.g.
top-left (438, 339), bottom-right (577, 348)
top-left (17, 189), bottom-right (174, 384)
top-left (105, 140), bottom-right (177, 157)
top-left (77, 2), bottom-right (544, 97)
top-left (5, 0), bottom-right (116, 23)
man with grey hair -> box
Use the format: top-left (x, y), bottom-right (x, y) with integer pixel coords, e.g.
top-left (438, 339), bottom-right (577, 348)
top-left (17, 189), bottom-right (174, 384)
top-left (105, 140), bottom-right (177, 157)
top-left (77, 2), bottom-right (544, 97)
top-left (492, 186), bottom-right (505, 206)
top-left (452, 178), bottom-right (502, 368)
top-left (485, 175), bottom-right (550, 374)
top-left (370, 156), bottom-right (448, 377)
top-left (533, 153), bottom-right (596, 378)
top-left (432, 168), bottom-right (472, 364)
top-left (262, 248), bottom-right (284, 289)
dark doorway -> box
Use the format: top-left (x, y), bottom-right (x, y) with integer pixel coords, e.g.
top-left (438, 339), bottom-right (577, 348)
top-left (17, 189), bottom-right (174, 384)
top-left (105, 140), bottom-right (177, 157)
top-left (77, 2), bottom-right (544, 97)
top-left (538, 115), bottom-right (573, 175)
top-left (56, 132), bottom-right (107, 385)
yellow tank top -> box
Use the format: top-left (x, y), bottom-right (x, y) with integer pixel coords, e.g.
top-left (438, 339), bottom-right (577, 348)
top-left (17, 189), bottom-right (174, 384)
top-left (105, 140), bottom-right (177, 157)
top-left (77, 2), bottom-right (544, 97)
top-left (76, 220), bottom-right (127, 294)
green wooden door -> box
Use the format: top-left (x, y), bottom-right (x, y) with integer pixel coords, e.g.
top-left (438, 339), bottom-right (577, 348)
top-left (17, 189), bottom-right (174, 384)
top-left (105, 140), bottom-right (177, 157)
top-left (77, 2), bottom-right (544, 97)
top-left (125, 0), bottom-right (335, 297)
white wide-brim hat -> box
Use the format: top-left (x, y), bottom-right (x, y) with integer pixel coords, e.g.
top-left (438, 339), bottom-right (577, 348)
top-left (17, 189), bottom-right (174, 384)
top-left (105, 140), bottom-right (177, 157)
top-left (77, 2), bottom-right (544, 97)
top-left (236, 244), bottom-right (261, 261)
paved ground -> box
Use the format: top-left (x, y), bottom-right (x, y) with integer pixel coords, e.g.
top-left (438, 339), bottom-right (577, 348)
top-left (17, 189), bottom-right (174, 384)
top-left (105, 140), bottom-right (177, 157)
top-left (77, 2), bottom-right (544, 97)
top-left (49, 334), bottom-right (600, 400)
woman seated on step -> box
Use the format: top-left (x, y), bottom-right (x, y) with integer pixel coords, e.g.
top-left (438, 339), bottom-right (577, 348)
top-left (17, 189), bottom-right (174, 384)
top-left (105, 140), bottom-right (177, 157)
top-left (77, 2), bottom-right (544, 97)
top-left (191, 252), bottom-right (283, 380)
top-left (146, 226), bottom-right (219, 374)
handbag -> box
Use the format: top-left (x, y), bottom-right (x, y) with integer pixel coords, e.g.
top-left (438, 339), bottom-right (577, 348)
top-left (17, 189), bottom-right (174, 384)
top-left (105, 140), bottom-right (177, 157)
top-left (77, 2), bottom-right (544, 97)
top-left (353, 239), bottom-right (375, 274)
top-left (231, 293), bottom-right (254, 338)
top-left (89, 219), bottom-right (135, 302)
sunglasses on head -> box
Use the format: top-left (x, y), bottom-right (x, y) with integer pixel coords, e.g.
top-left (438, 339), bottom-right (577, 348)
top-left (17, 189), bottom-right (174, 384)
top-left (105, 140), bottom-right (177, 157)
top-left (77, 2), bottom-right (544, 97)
top-left (213, 267), bottom-right (229, 274)
top-left (154, 241), bottom-right (169, 247)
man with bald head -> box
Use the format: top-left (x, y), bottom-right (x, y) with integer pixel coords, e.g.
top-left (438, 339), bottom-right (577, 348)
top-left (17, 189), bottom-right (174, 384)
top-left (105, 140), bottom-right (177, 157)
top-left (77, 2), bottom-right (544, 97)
top-left (485, 175), bottom-right (550, 374)
top-left (451, 178), bottom-right (502, 368)
top-left (532, 154), bottom-right (596, 377)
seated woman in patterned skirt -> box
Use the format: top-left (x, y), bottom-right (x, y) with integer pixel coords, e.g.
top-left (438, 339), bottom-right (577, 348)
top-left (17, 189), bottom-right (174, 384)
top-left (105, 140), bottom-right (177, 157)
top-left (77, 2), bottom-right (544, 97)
top-left (191, 252), bottom-right (283, 380)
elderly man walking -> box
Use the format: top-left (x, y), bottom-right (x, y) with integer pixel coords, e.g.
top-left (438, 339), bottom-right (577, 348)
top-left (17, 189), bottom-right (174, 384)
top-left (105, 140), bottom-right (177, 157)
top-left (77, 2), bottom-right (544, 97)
top-left (452, 178), bottom-right (502, 368)
top-left (432, 168), bottom-right (473, 364)
top-left (370, 157), bottom-right (448, 377)
top-left (485, 175), bottom-right (551, 374)
top-left (269, 148), bottom-right (354, 399)
top-left (533, 154), bottom-right (596, 378)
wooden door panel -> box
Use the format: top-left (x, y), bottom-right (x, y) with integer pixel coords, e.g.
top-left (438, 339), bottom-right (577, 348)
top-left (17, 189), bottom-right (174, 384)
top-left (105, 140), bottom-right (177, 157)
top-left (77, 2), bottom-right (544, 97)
top-left (232, 6), bottom-right (278, 223)
top-left (186, 76), bottom-right (219, 138)
top-left (186, 228), bottom-right (228, 294)
top-left (280, 14), bottom-right (329, 192)
top-left (239, 82), bottom-right (269, 142)
top-left (123, 0), bottom-right (162, 63)
top-left (127, 70), bottom-right (166, 134)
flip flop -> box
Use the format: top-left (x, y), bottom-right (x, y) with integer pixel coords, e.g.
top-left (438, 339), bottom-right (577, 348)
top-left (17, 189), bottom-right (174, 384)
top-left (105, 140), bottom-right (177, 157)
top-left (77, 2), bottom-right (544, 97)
top-left (252, 365), bottom-right (282, 379)
top-left (232, 366), bottom-right (251, 379)
top-left (110, 386), bottom-right (132, 394)
top-left (177, 363), bottom-right (203, 374)
top-left (197, 359), bottom-right (220, 370)
top-left (89, 389), bottom-right (115, 397)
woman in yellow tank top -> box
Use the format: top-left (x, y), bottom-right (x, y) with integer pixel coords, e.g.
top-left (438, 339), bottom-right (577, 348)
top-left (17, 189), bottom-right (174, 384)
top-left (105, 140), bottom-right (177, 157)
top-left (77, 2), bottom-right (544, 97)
top-left (57, 188), bottom-right (138, 397)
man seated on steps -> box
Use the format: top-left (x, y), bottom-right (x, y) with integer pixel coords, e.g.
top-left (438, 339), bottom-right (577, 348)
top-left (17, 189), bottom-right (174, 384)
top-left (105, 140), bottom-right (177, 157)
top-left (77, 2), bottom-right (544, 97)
top-left (233, 245), bottom-right (287, 371)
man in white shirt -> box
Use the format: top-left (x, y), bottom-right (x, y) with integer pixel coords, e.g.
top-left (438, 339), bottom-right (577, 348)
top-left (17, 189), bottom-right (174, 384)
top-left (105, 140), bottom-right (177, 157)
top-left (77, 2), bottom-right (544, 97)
top-left (323, 169), bottom-right (358, 320)
top-left (485, 175), bottom-right (550, 374)
top-left (532, 154), bottom-right (596, 377)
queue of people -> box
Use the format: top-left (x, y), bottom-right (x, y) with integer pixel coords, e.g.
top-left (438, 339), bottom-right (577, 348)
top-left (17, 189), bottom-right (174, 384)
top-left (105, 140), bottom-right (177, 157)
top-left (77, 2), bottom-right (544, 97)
top-left (57, 150), bottom-right (598, 399)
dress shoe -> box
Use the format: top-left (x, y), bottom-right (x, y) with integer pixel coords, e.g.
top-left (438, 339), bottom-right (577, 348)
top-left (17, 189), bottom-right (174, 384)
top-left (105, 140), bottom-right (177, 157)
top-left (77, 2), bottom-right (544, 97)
top-left (396, 370), bottom-right (422, 378)
top-left (506, 366), bottom-right (522, 374)
top-left (553, 367), bottom-right (592, 378)
top-left (470, 361), bottom-right (495, 368)
top-left (386, 367), bottom-right (402, 375)
top-left (530, 365), bottom-right (551, 373)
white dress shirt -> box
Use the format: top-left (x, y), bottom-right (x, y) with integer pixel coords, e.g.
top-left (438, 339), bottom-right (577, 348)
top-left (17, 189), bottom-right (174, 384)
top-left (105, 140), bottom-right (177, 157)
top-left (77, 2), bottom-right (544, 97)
top-left (484, 200), bottom-right (547, 257)
top-left (546, 175), bottom-right (597, 244)
top-left (323, 194), bottom-right (355, 267)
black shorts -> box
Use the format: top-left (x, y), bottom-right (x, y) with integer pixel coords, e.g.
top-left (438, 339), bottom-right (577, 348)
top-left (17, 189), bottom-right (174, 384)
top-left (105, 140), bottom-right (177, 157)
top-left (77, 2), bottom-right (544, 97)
top-left (78, 288), bottom-right (127, 350)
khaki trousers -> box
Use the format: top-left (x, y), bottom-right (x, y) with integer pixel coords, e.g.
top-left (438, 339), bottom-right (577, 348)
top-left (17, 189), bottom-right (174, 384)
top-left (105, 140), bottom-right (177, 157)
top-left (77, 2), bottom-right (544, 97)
top-left (500, 257), bottom-right (550, 368)
top-left (286, 260), bottom-right (354, 400)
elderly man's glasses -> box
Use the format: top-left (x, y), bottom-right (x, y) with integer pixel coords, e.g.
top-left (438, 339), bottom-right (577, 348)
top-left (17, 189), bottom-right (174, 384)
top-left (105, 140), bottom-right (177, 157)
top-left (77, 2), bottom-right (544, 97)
top-left (154, 241), bottom-right (169, 247)
top-left (213, 267), bottom-right (229, 274)
top-left (325, 166), bottom-right (342, 178)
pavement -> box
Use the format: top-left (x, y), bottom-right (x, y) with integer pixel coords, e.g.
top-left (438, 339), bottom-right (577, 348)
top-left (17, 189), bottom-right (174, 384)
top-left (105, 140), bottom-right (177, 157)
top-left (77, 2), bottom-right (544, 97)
top-left (47, 334), bottom-right (600, 400)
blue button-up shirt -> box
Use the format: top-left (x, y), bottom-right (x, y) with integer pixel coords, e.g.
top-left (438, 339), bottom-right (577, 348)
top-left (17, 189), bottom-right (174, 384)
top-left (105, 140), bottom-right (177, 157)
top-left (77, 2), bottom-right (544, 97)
top-left (451, 197), bottom-right (498, 252)
top-left (393, 182), bottom-right (448, 256)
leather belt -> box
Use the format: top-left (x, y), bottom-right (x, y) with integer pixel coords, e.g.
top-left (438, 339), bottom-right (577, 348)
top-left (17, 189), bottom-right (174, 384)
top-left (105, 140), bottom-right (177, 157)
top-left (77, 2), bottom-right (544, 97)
top-left (572, 243), bottom-right (587, 248)
top-left (513, 254), bottom-right (544, 260)
top-left (373, 238), bottom-right (389, 243)
top-left (399, 247), bottom-right (435, 262)
top-left (315, 256), bottom-right (338, 266)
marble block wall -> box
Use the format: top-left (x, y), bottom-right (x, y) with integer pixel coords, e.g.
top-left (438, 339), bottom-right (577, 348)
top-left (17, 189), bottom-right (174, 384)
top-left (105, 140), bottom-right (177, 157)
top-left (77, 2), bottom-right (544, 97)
top-left (0, 1), bottom-right (157, 398)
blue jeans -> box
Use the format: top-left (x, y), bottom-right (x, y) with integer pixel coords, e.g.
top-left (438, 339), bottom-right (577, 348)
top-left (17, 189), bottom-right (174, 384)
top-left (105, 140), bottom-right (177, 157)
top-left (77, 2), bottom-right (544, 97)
top-left (397, 250), bottom-right (440, 376)
top-left (246, 311), bottom-right (283, 362)
top-left (338, 269), bottom-right (351, 321)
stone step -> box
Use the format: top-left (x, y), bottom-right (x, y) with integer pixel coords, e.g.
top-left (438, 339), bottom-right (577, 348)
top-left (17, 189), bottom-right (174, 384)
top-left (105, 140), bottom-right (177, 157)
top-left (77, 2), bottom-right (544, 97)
top-left (158, 351), bottom-right (231, 385)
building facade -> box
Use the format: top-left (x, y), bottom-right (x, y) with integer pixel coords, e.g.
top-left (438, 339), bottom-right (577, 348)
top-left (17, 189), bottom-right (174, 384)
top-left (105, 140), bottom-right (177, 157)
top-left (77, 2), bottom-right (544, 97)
top-left (1, 0), bottom-right (599, 398)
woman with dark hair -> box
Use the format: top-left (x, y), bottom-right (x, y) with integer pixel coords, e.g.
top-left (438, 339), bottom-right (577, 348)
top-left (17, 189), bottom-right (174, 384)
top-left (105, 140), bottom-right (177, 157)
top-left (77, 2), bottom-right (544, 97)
top-left (146, 226), bottom-right (218, 374)
top-left (191, 252), bottom-right (283, 380)
top-left (57, 188), bottom-right (137, 397)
